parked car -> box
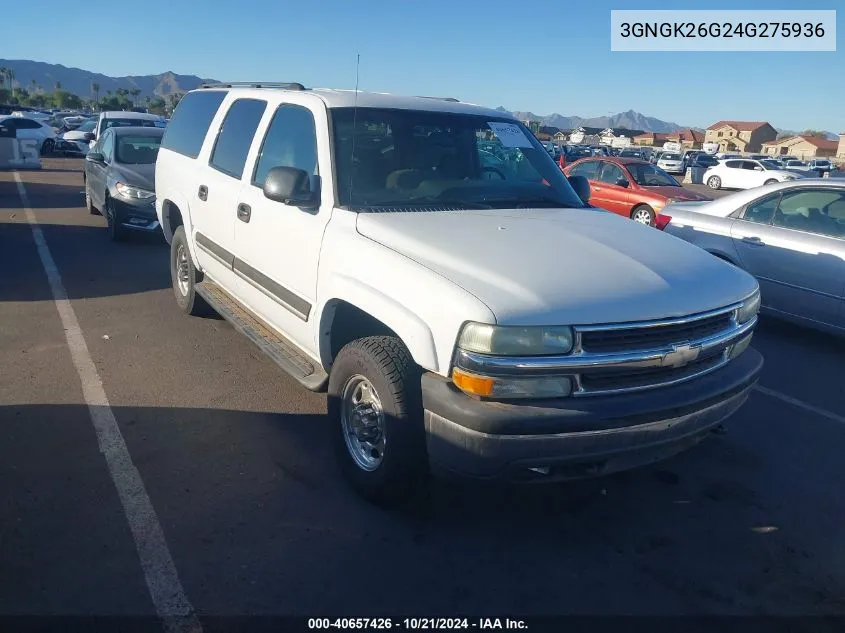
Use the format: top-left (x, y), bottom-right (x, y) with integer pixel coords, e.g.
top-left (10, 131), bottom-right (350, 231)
top-left (808, 158), bottom-right (834, 176)
top-left (84, 126), bottom-right (164, 241)
top-left (657, 152), bottom-right (684, 174)
top-left (92, 111), bottom-right (167, 145)
top-left (747, 154), bottom-right (769, 161)
top-left (154, 84), bottom-right (761, 503)
top-left (715, 152), bottom-right (741, 161)
top-left (785, 160), bottom-right (811, 171)
top-left (650, 151), bottom-right (663, 165)
top-left (703, 158), bottom-right (805, 190)
top-left (0, 115), bottom-right (57, 155)
top-left (681, 150), bottom-right (705, 170)
top-left (563, 157), bottom-right (711, 225)
top-left (664, 180), bottom-right (845, 333)
top-left (690, 153), bottom-right (719, 169)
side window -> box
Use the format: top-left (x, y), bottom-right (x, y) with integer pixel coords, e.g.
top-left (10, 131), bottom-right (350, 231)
top-left (252, 104), bottom-right (318, 188)
top-left (724, 160), bottom-right (741, 169)
top-left (598, 163), bottom-right (625, 185)
top-left (17, 119), bottom-right (41, 129)
top-left (1, 119), bottom-right (20, 131)
top-left (570, 160), bottom-right (601, 180)
top-left (773, 189), bottom-right (845, 239)
top-left (741, 194), bottom-right (779, 224)
top-left (161, 90), bottom-right (228, 158)
top-left (209, 98), bottom-right (268, 179)
top-left (101, 132), bottom-right (114, 161)
top-left (742, 161), bottom-right (762, 171)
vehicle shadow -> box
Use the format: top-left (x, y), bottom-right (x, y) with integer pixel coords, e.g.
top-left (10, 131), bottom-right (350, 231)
top-left (2, 401), bottom-right (842, 622)
top-left (0, 179), bottom-right (84, 210)
top-left (0, 220), bottom-right (169, 302)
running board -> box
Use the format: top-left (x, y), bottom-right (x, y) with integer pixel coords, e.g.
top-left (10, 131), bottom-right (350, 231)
top-left (196, 280), bottom-right (328, 392)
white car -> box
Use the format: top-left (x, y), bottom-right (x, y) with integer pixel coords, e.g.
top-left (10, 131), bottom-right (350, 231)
top-left (154, 83), bottom-right (762, 503)
top-left (0, 115), bottom-right (57, 154)
top-left (703, 158), bottom-right (804, 190)
top-left (62, 118), bottom-right (96, 142)
top-left (11, 109), bottom-right (51, 122)
top-left (657, 152), bottom-right (684, 173)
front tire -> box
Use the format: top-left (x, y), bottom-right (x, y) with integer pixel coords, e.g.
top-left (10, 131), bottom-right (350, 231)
top-left (104, 196), bottom-right (126, 242)
top-left (707, 175), bottom-right (721, 189)
top-left (329, 336), bottom-right (427, 505)
top-left (41, 138), bottom-right (54, 156)
top-left (170, 226), bottom-right (207, 316)
top-left (631, 204), bottom-right (656, 226)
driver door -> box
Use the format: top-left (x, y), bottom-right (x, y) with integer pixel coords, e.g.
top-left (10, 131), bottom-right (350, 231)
top-left (740, 160), bottom-right (767, 187)
top-left (591, 162), bottom-right (630, 217)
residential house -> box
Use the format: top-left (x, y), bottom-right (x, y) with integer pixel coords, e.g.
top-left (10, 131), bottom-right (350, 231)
top-left (568, 126), bottom-right (603, 145)
top-left (704, 121), bottom-right (777, 153)
top-left (553, 131), bottom-right (568, 143)
top-left (761, 135), bottom-right (839, 160)
top-left (539, 126), bottom-right (561, 137)
top-left (669, 128), bottom-right (704, 148)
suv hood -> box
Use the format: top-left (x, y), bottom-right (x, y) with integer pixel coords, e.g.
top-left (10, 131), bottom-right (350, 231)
top-left (356, 208), bottom-right (757, 326)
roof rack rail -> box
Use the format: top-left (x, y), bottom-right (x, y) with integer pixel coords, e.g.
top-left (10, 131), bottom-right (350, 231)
top-left (200, 82), bottom-right (307, 91)
top-left (416, 96), bottom-right (460, 102)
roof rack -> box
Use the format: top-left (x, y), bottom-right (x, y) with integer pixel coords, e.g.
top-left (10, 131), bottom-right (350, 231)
top-left (200, 82), bottom-right (307, 91)
top-left (416, 96), bottom-right (460, 102)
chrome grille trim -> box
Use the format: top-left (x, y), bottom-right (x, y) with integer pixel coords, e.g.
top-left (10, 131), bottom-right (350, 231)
top-left (453, 307), bottom-right (757, 396)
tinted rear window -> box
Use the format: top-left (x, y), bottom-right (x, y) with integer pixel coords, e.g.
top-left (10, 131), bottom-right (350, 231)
top-left (209, 98), bottom-right (267, 179)
top-left (161, 90), bottom-right (227, 158)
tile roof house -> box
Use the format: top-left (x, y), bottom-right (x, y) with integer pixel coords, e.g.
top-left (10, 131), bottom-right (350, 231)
top-left (704, 121), bottom-right (777, 153)
top-left (761, 135), bottom-right (840, 160)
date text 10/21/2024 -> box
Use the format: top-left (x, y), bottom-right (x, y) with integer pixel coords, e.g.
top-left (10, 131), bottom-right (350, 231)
top-left (307, 618), bottom-right (529, 630)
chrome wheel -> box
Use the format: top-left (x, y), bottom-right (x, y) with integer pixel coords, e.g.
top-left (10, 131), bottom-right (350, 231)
top-left (175, 243), bottom-right (191, 296)
top-left (341, 375), bottom-right (386, 472)
top-left (707, 176), bottom-right (721, 189)
top-left (632, 208), bottom-right (653, 225)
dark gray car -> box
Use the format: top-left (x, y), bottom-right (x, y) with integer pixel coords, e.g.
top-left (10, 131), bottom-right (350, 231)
top-left (84, 126), bottom-right (163, 241)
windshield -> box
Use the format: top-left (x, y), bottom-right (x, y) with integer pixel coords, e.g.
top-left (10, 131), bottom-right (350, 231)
top-left (628, 162), bottom-right (679, 186)
top-left (331, 108), bottom-right (585, 210)
top-left (695, 155), bottom-right (718, 166)
top-left (115, 134), bottom-right (163, 164)
top-left (78, 120), bottom-right (96, 132)
top-left (660, 153), bottom-right (681, 161)
top-left (815, 160), bottom-right (830, 166)
top-left (760, 159), bottom-right (781, 169)
top-left (102, 118), bottom-right (160, 130)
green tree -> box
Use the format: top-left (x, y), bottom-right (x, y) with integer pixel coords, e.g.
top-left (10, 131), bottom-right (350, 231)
top-left (130, 88), bottom-right (142, 107)
top-left (0, 87), bottom-right (10, 103)
top-left (92, 82), bottom-right (100, 108)
top-left (800, 129), bottom-right (827, 137)
top-left (148, 96), bottom-right (167, 116)
top-left (55, 80), bottom-right (62, 91)
top-left (0, 67), bottom-right (8, 93)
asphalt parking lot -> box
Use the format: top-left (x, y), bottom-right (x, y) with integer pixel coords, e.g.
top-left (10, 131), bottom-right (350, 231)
top-left (2, 159), bottom-right (845, 631)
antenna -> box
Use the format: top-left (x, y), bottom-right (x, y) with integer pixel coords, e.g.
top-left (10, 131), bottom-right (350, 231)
top-left (347, 53), bottom-right (360, 206)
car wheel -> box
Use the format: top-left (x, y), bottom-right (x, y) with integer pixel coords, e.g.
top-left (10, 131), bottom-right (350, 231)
top-left (170, 226), bottom-right (207, 316)
top-left (707, 175), bottom-right (721, 189)
top-left (329, 336), bottom-right (427, 506)
top-left (40, 138), bottom-right (54, 156)
top-left (104, 196), bottom-right (126, 242)
top-left (631, 204), bottom-right (656, 226)
top-left (764, 179), bottom-right (778, 185)
top-left (84, 178), bottom-right (100, 215)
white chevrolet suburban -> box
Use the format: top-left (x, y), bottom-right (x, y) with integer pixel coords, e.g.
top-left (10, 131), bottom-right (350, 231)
top-left (155, 82), bottom-right (763, 504)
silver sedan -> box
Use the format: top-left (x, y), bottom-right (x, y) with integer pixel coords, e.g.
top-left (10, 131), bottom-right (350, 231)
top-left (663, 179), bottom-right (845, 333)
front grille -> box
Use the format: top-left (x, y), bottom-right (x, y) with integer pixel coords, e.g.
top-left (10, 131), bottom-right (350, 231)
top-left (579, 354), bottom-right (726, 393)
top-left (579, 312), bottom-right (734, 353)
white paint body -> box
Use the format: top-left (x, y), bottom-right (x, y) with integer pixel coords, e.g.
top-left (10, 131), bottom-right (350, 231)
top-left (156, 88), bottom-right (757, 378)
top-left (704, 159), bottom-right (803, 190)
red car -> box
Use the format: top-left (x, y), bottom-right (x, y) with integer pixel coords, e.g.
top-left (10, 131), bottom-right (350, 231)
top-left (563, 157), bottom-right (711, 226)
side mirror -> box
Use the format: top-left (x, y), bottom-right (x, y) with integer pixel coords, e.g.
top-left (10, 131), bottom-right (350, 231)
top-left (86, 151), bottom-right (105, 163)
top-left (615, 177), bottom-right (630, 188)
top-left (83, 132), bottom-right (95, 142)
top-left (567, 174), bottom-right (591, 204)
top-left (263, 166), bottom-right (320, 208)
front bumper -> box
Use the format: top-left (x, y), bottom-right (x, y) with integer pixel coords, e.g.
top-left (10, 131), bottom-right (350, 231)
top-left (111, 197), bottom-right (160, 232)
top-left (422, 348), bottom-right (762, 481)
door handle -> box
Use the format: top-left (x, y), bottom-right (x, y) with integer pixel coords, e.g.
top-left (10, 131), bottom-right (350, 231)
top-left (741, 236), bottom-right (765, 246)
top-left (236, 203), bottom-right (251, 223)
top-left (197, 185), bottom-right (208, 201)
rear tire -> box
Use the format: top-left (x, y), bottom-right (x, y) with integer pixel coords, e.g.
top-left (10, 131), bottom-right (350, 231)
top-left (329, 336), bottom-right (427, 506)
top-left (707, 175), bottom-right (721, 189)
top-left (631, 204), bottom-right (656, 226)
top-left (170, 226), bottom-right (207, 316)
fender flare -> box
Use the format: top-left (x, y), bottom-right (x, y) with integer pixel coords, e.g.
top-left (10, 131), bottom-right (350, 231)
top-left (317, 275), bottom-right (439, 373)
top-left (160, 193), bottom-right (202, 267)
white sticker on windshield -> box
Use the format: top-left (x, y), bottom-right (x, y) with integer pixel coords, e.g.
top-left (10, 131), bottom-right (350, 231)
top-left (487, 122), bottom-right (533, 148)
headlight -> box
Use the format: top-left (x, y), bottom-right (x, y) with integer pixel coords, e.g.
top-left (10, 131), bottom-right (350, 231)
top-left (115, 182), bottom-right (155, 200)
top-left (457, 322), bottom-right (574, 356)
top-left (737, 289), bottom-right (761, 324)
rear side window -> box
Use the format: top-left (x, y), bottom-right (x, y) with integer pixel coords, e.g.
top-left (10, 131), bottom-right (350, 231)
top-left (209, 99), bottom-right (267, 179)
top-left (570, 160), bottom-right (602, 180)
top-left (161, 90), bottom-right (227, 158)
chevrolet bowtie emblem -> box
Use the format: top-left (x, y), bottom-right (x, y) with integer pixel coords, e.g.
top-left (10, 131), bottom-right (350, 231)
top-left (662, 343), bottom-right (701, 368)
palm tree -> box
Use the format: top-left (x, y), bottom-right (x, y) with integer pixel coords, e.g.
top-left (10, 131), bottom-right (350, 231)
top-left (55, 80), bottom-right (62, 91)
top-left (30, 79), bottom-right (37, 93)
top-left (91, 82), bottom-right (100, 108)
top-left (0, 67), bottom-right (8, 93)
top-left (130, 88), bottom-right (141, 107)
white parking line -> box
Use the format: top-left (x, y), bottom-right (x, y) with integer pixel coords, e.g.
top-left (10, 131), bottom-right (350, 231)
top-left (754, 385), bottom-right (845, 427)
top-left (14, 172), bottom-right (202, 633)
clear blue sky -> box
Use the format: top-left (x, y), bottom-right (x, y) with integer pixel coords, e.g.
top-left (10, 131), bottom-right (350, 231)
top-left (5, 0), bottom-right (843, 131)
